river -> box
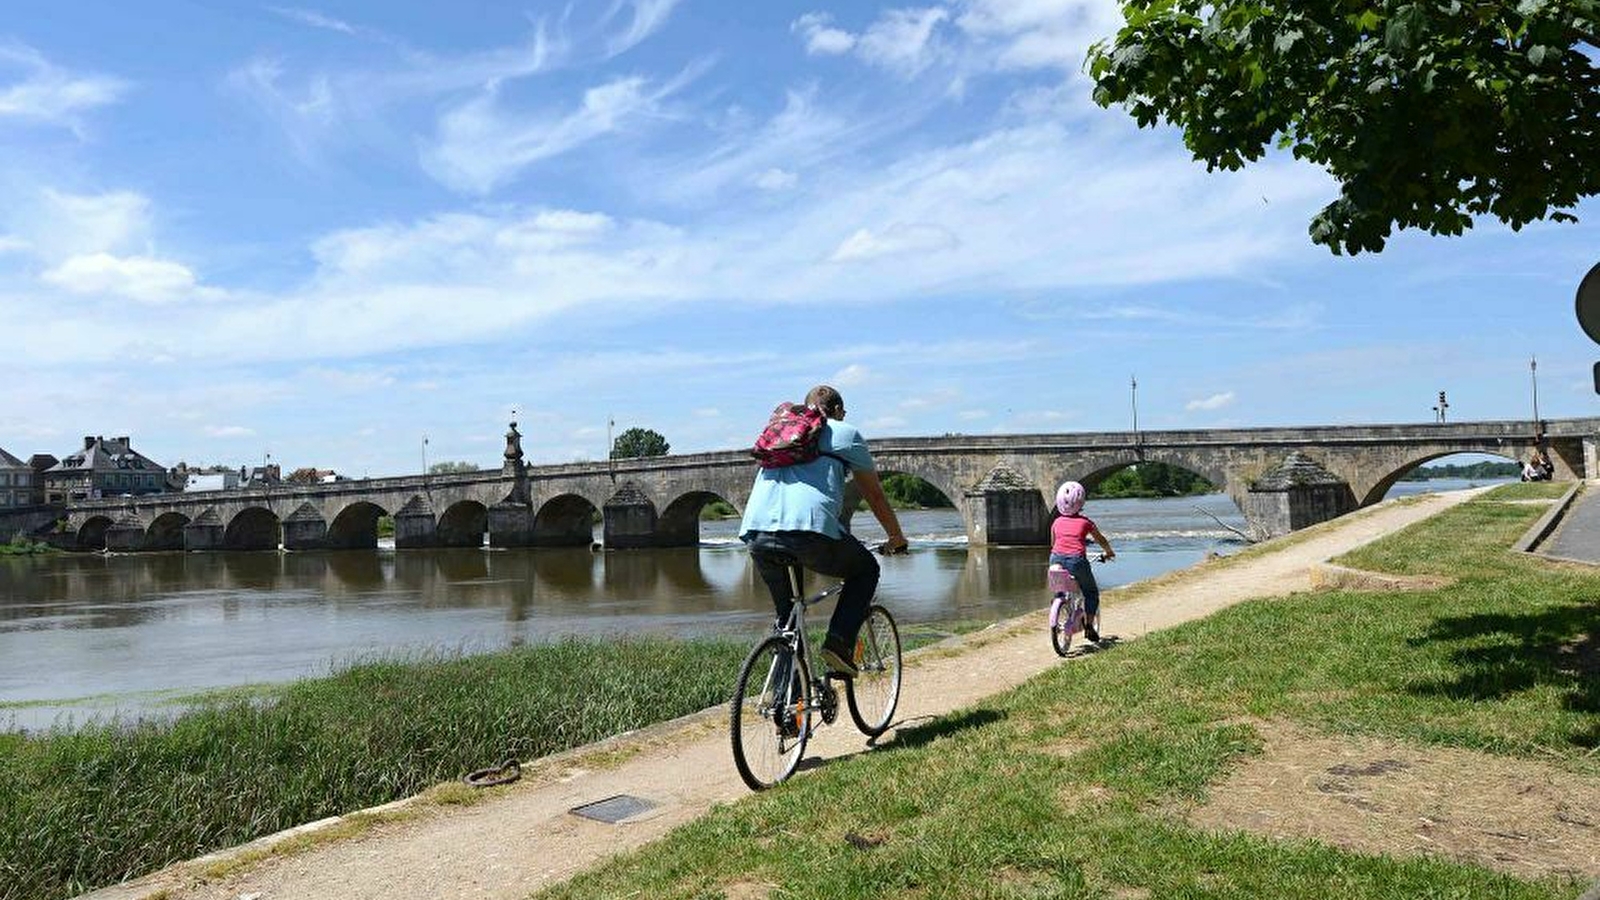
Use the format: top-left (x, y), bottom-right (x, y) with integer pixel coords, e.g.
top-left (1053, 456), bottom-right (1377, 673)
top-left (0, 479), bottom-right (1499, 731)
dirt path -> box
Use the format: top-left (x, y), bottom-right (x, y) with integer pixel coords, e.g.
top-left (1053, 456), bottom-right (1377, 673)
top-left (82, 490), bottom-right (1492, 900)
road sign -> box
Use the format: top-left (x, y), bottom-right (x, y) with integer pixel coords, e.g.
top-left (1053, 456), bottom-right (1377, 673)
top-left (1579, 261), bottom-right (1600, 345)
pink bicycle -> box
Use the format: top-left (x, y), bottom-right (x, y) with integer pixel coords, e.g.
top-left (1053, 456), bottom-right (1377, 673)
top-left (1047, 553), bottom-right (1106, 657)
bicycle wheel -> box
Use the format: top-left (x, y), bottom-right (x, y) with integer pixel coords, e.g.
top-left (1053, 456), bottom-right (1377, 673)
top-left (730, 635), bottom-right (813, 791)
top-left (845, 605), bottom-right (902, 736)
top-left (1051, 595), bottom-right (1081, 657)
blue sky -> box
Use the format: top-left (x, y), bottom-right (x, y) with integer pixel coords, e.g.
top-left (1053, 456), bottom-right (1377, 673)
top-left (1, 1), bottom-right (1595, 477)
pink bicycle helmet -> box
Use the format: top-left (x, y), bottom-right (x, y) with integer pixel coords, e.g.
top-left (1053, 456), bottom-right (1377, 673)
top-left (1055, 480), bottom-right (1086, 516)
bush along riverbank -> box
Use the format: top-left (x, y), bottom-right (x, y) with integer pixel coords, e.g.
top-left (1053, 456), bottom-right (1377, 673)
top-left (538, 483), bottom-right (1592, 900)
top-left (0, 636), bottom-right (748, 900)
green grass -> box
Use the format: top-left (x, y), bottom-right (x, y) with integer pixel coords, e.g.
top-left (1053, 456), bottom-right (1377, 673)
top-left (535, 484), bottom-right (1594, 900)
top-left (0, 636), bottom-right (747, 900)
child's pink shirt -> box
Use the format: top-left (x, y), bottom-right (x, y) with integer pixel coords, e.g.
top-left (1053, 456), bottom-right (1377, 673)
top-left (1050, 514), bottom-right (1095, 556)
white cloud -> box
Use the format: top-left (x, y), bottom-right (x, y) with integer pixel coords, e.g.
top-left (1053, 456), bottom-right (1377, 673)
top-left (422, 69), bottom-right (700, 194)
top-left (753, 168), bottom-right (799, 191)
top-left (830, 222), bottom-right (959, 262)
top-left (40, 253), bottom-right (216, 305)
top-left (604, 0), bottom-right (685, 57)
top-left (857, 7), bottom-right (950, 76)
top-left (0, 42), bottom-right (127, 130)
top-left (958, 409), bottom-right (990, 420)
top-left (793, 8), bottom-right (950, 76)
top-left (955, 0), bottom-right (1124, 72)
top-left (832, 363), bottom-right (871, 386)
top-left (1185, 391), bottom-right (1237, 411)
top-left (11, 189), bottom-right (153, 261)
top-left (793, 12), bottom-right (858, 55)
top-left (0, 236), bottom-right (29, 254)
top-left (204, 425), bottom-right (257, 438)
top-left (268, 6), bottom-right (357, 35)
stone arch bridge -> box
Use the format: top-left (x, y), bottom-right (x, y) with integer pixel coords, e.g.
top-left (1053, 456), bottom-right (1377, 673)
top-left (65, 417), bottom-right (1598, 552)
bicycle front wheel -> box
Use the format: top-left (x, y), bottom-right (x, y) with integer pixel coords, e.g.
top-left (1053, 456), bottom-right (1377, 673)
top-left (730, 635), bottom-right (812, 791)
top-left (1051, 596), bottom-right (1081, 657)
top-left (846, 605), bottom-right (902, 737)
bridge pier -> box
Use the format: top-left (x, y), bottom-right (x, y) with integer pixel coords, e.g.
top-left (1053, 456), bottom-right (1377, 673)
top-left (963, 465), bottom-right (1049, 546)
top-left (488, 502), bottom-right (537, 547)
top-left (604, 484), bottom-right (658, 549)
top-left (184, 509), bottom-right (225, 551)
top-left (282, 508), bottom-right (331, 551)
top-left (104, 514), bottom-right (147, 552)
top-left (394, 497), bottom-right (437, 549)
top-left (1244, 452), bottom-right (1357, 539)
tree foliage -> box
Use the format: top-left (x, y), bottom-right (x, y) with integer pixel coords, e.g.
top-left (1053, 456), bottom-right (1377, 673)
top-left (611, 427), bottom-right (670, 459)
top-left (428, 461), bottom-right (479, 474)
top-left (1088, 0), bottom-right (1600, 254)
top-left (881, 473), bottom-right (955, 508)
top-left (1091, 462), bottom-right (1216, 498)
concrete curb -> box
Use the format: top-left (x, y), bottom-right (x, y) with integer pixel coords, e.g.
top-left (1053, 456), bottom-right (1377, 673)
top-left (1511, 481), bottom-right (1583, 554)
top-left (1307, 562), bottom-right (1451, 592)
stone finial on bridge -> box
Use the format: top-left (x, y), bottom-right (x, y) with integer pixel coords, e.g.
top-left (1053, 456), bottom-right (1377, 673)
top-left (1246, 451), bottom-right (1356, 539)
top-left (501, 420), bottom-right (531, 505)
top-left (504, 421), bottom-right (524, 464)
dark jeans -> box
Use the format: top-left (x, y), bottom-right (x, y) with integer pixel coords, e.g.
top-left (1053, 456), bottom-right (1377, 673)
top-left (746, 530), bottom-right (880, 643)
top-left (1049, 553), bottom-right (1100, 617)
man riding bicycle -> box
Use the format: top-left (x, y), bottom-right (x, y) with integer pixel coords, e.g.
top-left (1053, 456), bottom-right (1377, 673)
top-left (739, 385), bottom-right (909, 677)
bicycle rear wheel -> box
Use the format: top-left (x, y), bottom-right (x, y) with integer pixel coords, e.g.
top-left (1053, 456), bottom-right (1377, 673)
top-left (730, 635), bottom-right (813, 791)
top-left (1050, 595), bottom-right (1081, 657)
top-left (846, 605), bottom-right (902, 736)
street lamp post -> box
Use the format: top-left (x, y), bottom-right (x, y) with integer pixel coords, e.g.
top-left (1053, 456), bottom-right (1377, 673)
top-left (1129, 375), bottom-right (1139, 440)
top-left (1530, 356), bottom-right (1541, 438)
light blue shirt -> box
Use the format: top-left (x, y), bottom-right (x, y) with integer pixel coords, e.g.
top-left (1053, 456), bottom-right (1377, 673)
top-left (738, 420), bottom-right (876, 540)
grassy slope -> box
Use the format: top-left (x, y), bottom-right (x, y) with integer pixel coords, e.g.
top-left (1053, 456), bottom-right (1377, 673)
top-left (538, 483), bottom-right (1593, 900)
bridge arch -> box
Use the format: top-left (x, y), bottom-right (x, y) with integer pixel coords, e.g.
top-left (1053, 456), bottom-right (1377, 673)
top-left (328, 501), bottom-right (386, 550)
top-left (146, 511), bottom-right (190, 551)
top-left (535, 494), bottom-right (597, 547)
top-left (224, 507), bottom-right (282, 551)
top-left (657, 490), bottom-right (738, 547)
top-left (1360, 450), bottom-right (1521, 506)
top-left (437, 499), bottom-right (487, 548)
top-left (77, 515), bottom-right (112, 550)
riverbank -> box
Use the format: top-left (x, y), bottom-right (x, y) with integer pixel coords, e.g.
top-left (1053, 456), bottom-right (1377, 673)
top-left (69, 483), bottom-right (1594, 900)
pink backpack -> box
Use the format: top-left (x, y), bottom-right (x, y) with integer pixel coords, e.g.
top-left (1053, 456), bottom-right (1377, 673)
top-left (750, 402), bottom-right (829, 468)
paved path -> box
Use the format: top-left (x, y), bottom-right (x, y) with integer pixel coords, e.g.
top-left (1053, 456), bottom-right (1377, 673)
top-left (80, 489), bottom-right (1486, 900)
top-left (1540, 481), bottom-right (1599, 564)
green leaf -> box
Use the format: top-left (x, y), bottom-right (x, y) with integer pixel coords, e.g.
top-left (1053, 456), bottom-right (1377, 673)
top-left (1273, 28), bottom-right (1302, 53)
top-left (1385, 5), bottom-right (1427, 52)
top-left (1356, 9), bottom-right (1383, 31)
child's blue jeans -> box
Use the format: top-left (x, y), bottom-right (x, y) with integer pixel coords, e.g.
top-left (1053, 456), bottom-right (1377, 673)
top-left (1049, 553), bottom-right (1100, 617)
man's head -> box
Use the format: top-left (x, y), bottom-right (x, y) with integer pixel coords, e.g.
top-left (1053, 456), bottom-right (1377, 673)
top-left (805, 384), bottom-right (846, 420)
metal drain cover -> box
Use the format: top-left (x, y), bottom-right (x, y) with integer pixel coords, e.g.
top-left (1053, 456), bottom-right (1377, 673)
top-left (569, 794), bottom-right (658, 824)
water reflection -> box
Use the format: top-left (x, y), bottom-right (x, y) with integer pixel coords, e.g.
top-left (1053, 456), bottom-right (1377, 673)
top-left (1, 497), bottom-right (1267, 730)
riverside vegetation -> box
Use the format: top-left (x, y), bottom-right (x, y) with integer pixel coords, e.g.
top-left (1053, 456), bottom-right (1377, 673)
top-left (0, 638), bottom-right (751, 900)
top-left (533, 482), bottom-right (1592, 900)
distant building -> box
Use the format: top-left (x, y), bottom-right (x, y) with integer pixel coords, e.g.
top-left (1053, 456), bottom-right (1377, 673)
top-left (169, 463), bottom-right (244, 493)
top-left (0, 446), bottom-right (33, 509)
top-left (184, 471), bottom-right (242, 492)
top-left (27, 455), bottom-right (56, 505)
top-left (245, 463), bottom-right (281, 488)
top-left (43, 436), bottom-right (170, 503)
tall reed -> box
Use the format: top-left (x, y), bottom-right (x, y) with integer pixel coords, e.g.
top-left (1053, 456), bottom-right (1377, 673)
top-left (0, 636), bottom-right (746, 900)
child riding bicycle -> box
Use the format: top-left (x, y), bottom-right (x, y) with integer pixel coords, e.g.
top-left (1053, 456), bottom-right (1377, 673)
top-left (1049, 481), bottom-right (1115, 643)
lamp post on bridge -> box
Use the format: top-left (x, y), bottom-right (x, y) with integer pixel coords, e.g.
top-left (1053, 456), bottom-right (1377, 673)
top-left (1529, 356), bottom-right (1542, 439)
top-left (1129, 375), bottom-right (1140, 445)
top-left (1432, 391), bottom-right (1449, 424)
